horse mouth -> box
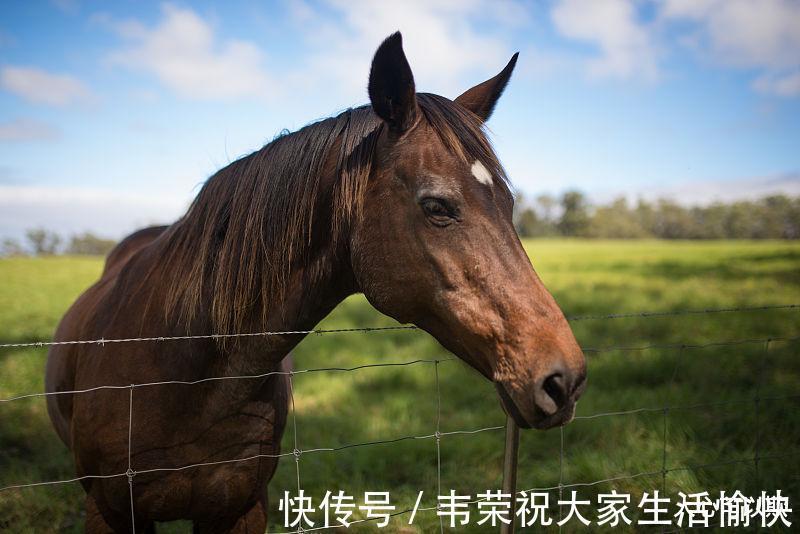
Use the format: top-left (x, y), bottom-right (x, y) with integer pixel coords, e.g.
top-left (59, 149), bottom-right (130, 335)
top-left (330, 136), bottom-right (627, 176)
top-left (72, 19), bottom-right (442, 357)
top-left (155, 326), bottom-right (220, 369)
top-left (495, 382), bottom-right (576, 430)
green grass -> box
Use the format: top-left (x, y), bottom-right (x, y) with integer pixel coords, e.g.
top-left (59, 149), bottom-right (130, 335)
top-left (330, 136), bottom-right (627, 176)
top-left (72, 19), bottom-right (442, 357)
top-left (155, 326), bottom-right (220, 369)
top-left (1, 241), bottom-right (799, 533)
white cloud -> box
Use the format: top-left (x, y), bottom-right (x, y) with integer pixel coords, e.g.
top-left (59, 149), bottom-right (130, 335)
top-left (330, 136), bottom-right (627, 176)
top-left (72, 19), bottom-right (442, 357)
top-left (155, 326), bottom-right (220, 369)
top-left (290, 0), bottom-right (526, 99)
top-left (662, 0), bottom-right (800, 96)
top-left (551, 0), bottom-right (659, 82)
top-left (585, 171), bottom-right (800, 206)
top-left (754, 71), bottom-right (800, 97)
top-left (0, 185), bottom-right (187, 241)
top-left (51, 0), bottom-right (79, 15)
top-left (105, 4), bottom-right (274, 100)
top-left (640, 172), bottom-right (800, 205)
top-left (0, 66), bottom-right (93, 106)
top-left (0, 118), bottom-right (60, 142)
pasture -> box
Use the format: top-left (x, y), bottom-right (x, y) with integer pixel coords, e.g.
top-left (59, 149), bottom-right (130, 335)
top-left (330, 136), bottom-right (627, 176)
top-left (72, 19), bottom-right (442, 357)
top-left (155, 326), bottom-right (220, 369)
top-left (1, 239), bottom-right (798, 532)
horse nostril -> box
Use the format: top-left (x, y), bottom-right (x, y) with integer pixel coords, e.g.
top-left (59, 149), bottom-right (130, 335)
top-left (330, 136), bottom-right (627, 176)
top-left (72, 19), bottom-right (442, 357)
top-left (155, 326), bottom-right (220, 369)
top-left (533, 372), bottom-right (570, 417)
top-left (543, 373), bottom-right (568, 408)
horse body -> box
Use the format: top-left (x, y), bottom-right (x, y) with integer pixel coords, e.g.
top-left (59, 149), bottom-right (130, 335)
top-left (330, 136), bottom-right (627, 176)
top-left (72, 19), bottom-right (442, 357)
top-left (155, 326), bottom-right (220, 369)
top-left (47, 221), bottom-right (343, 531)
top-left (46, 33), bottom-right (587, 532)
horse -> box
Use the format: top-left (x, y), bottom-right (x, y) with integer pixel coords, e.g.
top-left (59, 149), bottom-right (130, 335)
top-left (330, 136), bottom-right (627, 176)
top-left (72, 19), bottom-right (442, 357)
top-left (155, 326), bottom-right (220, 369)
top-left (45, 32), bottom-right (586, 533)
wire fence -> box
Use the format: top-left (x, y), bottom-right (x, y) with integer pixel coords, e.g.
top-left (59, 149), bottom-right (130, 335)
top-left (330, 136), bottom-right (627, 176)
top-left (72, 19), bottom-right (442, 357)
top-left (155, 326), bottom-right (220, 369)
top-left (0, 302), bottom-right (798, 533)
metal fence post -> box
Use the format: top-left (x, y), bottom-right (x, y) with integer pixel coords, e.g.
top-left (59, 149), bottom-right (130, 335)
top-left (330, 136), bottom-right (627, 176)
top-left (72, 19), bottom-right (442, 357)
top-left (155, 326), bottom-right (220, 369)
top-left (500, 415), bottom-right (519, 534)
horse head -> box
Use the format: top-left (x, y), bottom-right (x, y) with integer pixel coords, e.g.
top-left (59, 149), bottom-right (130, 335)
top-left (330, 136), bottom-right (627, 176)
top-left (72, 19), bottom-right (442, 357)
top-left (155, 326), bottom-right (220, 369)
top-left (351, 33), bottom-right (586, 429)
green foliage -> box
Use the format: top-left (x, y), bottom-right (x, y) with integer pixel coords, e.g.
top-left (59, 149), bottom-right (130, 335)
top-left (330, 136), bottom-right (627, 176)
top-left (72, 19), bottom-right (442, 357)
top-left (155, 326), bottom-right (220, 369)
top-left (0, 238), bottom-right (25, 257)
top-left (556, 190), bottom-right (590, 237)
top-left (513, 193), bottom-right (560, 237)
top-left (66, 232), bottom-right (117, 256)
top-left (514, 193), bottom-right (800, 240)
top-left (1, 242), bottom-right (799, 532)
top-left (2, 230), bottom-right (119, 258)
top-left (25, 227), bottom-right (61, 255)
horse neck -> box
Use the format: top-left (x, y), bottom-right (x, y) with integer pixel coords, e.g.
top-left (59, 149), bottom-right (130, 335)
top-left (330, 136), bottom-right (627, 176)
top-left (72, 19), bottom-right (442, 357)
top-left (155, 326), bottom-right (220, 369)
top-left (213, 214), bottom-right (358, 376)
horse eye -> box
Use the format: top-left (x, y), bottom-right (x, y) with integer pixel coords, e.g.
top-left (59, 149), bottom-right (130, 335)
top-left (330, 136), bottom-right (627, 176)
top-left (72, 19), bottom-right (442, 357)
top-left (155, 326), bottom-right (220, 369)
top-left (420, 197), bottom-right (455, 225)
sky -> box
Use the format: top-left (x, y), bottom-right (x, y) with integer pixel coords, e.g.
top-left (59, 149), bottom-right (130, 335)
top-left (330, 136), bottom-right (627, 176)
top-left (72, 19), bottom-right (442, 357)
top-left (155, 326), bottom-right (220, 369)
top-left (1, 0), bottom-right (799, 240)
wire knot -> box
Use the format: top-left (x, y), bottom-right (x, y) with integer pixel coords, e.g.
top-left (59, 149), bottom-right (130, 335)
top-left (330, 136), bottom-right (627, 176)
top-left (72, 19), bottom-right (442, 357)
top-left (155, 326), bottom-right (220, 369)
top-left (126, 468), bottom-right (136, 479)
top-left (434, 430), bottom-right (441, 441)
top-left (293, 448), bottom-right (301, 460)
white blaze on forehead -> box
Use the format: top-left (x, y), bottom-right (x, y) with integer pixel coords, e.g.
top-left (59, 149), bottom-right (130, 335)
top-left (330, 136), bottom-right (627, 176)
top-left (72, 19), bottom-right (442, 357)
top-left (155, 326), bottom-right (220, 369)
top-left (471, 160), bottom-right (493, 187)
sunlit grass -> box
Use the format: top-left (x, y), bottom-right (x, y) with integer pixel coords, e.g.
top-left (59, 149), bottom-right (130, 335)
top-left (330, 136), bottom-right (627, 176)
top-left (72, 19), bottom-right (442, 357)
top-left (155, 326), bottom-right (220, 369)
top-left (1, 240), bottom-right (799, 532)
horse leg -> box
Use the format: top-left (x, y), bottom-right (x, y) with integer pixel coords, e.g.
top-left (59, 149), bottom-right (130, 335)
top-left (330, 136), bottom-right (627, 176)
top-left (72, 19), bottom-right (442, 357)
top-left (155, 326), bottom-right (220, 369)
top-left (84, 495), bottom-right (116, 534)
top-left (192, 495), bottom-right (267, 534)
top-left (85, 493), bottom-right (154, 534)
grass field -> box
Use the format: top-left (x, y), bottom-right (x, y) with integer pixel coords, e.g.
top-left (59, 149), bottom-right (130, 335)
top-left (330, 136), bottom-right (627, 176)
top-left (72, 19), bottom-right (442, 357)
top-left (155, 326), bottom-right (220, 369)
top-left (1, 240), bottom-right (798, 533)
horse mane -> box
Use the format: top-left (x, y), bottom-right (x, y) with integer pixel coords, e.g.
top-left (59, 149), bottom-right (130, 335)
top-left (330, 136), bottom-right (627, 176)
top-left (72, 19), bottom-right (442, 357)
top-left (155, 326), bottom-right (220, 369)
top-left (155, 93), bottom-right (509, 337)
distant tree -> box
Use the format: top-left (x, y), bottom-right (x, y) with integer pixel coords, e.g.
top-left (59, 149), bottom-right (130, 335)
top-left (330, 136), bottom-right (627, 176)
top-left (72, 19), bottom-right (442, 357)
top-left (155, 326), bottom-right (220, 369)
top-left (557, 190), bottom-right (589, 237)
top-left (535, 194), bottom-right (558, 224)
top-left (67, 232), bottom-right (117, 256)
top-left (650, 200), bottom-right (697, 239)
top-left (587, 197), bottom-right (649, 238)
top-left (25, 228), bottom-right (61, 255)
top-left (1, 238), bottom-right (26, 257)
top-left (760, 195), bottom-right (799, 239)
top-left (692, 203), bottom-right (728, 239)
top-left (788, 197), bottom-right (800, 239)
top-left (515, 207), bottom-right (540, 237)
top-left (724, 201), bottom-right (757, 238)
top-left (508, 192), bottom-right (800, 240)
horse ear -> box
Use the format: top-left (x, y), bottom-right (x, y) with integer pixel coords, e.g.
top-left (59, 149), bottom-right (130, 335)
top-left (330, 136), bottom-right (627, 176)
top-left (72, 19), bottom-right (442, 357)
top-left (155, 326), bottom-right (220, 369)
top-left (454, 53), bottom-right (519, 122)
top-left (368, 32), bottom-right (418, 134)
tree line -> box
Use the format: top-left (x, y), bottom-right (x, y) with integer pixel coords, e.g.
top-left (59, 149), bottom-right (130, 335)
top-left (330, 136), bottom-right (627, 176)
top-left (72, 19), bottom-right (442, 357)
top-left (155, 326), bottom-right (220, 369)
top-left (514, 192), bottom-right (800, 239)
top-left (1, 192), bottom-right (798, 258)
top-left (2, 229), bottom-right (117, 257)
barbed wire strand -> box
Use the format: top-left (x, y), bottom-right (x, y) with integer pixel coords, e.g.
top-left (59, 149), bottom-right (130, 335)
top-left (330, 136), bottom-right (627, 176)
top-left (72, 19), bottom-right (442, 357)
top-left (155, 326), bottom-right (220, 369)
top-left (755, 339), bottom-right (770, 488)
top-left (1, 304), bottom-right (797, 350)
top-left (5, 336), bottom-right (796, 405)
top-left (434, 359), bottom-right (444, 534)
top-left (289, 373), bottom-right (302, 517)
top-left (127, 385), bottom-right (136, 533)
top-left (558, 424), bottom-right (565, 533)
top-left (0, 358), bottom-right (454, 403)
top-left (661, 343), bottom-right (682, 534)
top-left (582, 334), bottom-right (799, 355)
top-left (572, 393), bottom-right (800, 422)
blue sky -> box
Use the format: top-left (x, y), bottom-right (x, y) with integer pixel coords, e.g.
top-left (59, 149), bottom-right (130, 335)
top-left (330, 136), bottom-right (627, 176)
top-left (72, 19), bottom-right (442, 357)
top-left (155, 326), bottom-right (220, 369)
top-left (1, 0), bottom-right (799, 239)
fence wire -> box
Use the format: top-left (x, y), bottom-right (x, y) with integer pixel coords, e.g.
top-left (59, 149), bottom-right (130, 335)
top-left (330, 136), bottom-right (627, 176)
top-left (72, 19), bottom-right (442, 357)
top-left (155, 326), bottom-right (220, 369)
top-left (0, 303), bottom-right (798, 532)
top-left (0, 303), bottom-right (796, 350)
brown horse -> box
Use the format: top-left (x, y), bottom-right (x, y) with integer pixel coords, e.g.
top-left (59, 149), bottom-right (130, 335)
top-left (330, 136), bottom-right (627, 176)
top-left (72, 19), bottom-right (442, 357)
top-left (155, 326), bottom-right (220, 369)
top-left (45, 33), bottom-right (586, 532)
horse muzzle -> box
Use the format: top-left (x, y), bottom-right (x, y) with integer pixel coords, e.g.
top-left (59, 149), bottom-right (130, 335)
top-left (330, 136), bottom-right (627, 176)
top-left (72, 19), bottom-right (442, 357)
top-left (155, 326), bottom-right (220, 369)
top-left (495, 367), bottom-right (586, 430)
